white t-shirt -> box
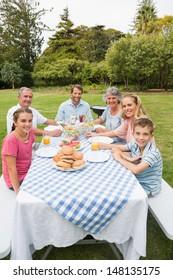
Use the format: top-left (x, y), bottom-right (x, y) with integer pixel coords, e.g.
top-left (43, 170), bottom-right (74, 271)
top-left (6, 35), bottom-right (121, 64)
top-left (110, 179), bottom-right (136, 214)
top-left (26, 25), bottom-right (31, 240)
top-left (6, 104), bottom-right (47, 133)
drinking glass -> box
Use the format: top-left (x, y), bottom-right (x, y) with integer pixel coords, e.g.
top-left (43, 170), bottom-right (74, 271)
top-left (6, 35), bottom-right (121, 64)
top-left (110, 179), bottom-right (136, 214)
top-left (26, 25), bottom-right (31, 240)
top-left (91, 142), bottom-right (99, 151)
top-left (43, 131), bottom-right (50, 145)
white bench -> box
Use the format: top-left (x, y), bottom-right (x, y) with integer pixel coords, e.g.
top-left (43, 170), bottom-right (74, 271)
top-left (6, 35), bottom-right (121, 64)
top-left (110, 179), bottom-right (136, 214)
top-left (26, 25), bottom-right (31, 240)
top-left (0, 175), bottom-right (16, 259)
top-left (148, 179), bottom-right (173, 259)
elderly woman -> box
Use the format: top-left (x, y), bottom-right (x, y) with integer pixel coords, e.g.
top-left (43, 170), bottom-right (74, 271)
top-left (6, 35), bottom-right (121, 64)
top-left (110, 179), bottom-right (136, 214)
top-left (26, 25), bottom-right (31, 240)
top-left (87, 93), bottom-right (154, 147)
top-left (93, 87), bottom-right (126, 143)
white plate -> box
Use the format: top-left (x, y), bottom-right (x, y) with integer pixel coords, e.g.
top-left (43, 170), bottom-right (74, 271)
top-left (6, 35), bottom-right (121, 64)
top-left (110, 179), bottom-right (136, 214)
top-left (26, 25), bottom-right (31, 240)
top-left (57, 141), bottom-right (83, 151)
top-left (88, 136), bottom-right (113, 144)
top-left (86, 151), bottom-right (110, 163)
top-left (53, 161), bottom-right (87, 172)
top-left (36, 147), bottom-right (58, 158)
top-left (44, 125), bottom-right (63, 131)
top-left (93, 125), bottom-right (105, 130)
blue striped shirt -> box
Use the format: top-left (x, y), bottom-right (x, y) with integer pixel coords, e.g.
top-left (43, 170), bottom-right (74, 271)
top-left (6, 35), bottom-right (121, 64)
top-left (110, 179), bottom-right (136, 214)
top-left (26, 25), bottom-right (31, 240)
top-left (127, 141), bottom-right (162, 196)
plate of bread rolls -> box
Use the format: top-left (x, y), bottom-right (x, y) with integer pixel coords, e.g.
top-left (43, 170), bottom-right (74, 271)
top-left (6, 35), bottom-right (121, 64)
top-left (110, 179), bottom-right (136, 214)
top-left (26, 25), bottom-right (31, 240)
top-left (53, 146), bottom-right (87, 171)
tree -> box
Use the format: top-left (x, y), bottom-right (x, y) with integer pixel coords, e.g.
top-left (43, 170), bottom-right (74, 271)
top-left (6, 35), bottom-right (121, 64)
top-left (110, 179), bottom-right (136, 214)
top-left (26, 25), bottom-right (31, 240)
top-left (106, 35), bottom-right (132, 87)
top-left (89, 61), bottom-right (109, 85)
top-left (1, 62), bottom-right (23, 89)
top-left (0, 0), bottom-right (47, 86)
top-left (127, 34), bottom-right (159, 90)
top-left (157, 15), bottom-right (173, 35)
top-left (81, 25), bottom-right (111, 63)
top-left (33, 7), bottom-right (124, 86)
top-left (32, 57), bottom-right (87, 86)
top-left (154, 32), bottom-right (173, 89)
top-left (45, 7), bottom-right (81, 59)
top-left (133, 0), bottom-right (158, 34)
top-left (106, 32), bottom-right (173, 90)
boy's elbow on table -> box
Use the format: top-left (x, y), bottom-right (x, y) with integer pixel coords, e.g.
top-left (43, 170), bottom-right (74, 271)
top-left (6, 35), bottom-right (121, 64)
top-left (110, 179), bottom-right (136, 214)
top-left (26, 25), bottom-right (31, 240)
top-left (131, 162), bottom-right (149, 175)
top-left (132, 168), bottom-right (141, 175)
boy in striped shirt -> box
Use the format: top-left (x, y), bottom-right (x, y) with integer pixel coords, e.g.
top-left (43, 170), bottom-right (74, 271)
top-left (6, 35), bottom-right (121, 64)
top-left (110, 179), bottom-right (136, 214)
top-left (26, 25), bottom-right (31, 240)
top-left (112, 118), bottom-right (162, 196)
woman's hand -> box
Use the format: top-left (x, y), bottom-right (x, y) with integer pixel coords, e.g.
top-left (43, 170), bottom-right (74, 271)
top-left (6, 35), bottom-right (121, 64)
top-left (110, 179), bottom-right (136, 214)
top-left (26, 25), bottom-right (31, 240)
top-left (85, 131), bottom-right (96, 138)
top-left (94, 127), bottom-right (106, 133)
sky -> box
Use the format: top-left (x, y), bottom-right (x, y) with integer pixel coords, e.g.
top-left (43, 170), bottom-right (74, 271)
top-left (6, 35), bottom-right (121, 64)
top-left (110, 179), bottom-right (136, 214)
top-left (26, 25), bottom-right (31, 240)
top-left (36, 0), bottom-right (173, 51)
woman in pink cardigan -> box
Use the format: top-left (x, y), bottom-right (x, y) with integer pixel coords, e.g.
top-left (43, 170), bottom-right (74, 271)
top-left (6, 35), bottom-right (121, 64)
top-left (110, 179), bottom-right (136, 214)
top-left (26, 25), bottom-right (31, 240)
top-left (86, 93), bottom-right (154, 148)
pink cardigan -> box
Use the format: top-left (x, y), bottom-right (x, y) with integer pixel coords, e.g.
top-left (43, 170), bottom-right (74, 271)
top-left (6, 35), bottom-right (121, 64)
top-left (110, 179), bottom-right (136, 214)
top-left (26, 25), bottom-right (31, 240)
top-left (113, 118), bottom-right (155, 144)
top-left (113, 118), bottom-right (133, 143)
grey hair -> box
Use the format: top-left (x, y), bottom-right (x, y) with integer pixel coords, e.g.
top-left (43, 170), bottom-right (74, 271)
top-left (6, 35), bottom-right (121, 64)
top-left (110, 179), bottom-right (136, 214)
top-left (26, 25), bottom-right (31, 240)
top-left (103, 87), bottom-right (122, 103)
top-left (18, 87), bottom-right (32, 97)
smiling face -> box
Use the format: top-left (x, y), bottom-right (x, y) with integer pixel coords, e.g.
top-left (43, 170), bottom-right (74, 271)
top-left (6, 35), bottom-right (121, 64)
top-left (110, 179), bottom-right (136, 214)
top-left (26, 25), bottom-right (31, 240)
top-left (18, 89), bottom-right (33, 108)
top-left (133, 125), bottom-right (153, 151)
top-left (14, 112), bottom-right (33, 135)
top-left (71, 87), bottom-right (82, 106)
top-left (106, 94), bottom-right (119, 108)
top-left (122, 96), bottom-right (137, 119)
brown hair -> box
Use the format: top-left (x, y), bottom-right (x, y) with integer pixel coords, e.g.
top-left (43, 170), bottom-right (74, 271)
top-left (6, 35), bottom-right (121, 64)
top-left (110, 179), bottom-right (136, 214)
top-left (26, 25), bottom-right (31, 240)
top-left (133, 118), bottom-right (155, 134)
top-left (12, 108), bottom-right (33, 131)
top-left (70, 84), bottom-right (83, 94)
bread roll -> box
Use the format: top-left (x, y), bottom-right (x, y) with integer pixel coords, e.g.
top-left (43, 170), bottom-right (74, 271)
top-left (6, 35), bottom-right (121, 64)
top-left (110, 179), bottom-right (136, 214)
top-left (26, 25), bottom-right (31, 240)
top-left (56, 161), bottom-right (72, 169)
top-left (53, 154), bottom-right (61, 162)
top-left (62, 146), bottom-right (75, 156)
top-left (72, 159), bottom-right (85, 169)
top-left (62, 159), bottom-right (74, 164)
top-left (61, 155), bottom-right (74, 160)
top-left (73, 152), bottom-right (83, 160)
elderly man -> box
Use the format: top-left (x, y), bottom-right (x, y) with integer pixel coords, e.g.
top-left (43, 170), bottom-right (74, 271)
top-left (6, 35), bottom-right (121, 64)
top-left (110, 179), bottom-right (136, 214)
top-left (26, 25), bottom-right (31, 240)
top-left (55, 84), bottom-right (93, 122)
top-left (6, 87), bottom-right (62, 138)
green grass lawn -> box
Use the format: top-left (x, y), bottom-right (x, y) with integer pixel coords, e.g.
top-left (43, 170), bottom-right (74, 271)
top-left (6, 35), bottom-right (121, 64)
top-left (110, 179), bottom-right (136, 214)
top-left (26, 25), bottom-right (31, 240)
top-left (0, 88), bottom-right (173, 260)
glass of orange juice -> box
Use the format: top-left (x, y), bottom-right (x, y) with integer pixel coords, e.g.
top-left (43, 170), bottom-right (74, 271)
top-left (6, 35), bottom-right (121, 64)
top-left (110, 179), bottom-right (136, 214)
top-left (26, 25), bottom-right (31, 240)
top-left (43, 131), bottom-right (50, 145)
top-left (91, 142), bottom-right (99, 151)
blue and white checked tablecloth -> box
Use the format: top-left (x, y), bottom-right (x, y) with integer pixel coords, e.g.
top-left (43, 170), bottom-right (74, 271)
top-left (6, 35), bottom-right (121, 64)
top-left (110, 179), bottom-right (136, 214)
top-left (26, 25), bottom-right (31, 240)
top-left (20, 136), bottom-right (138, 234)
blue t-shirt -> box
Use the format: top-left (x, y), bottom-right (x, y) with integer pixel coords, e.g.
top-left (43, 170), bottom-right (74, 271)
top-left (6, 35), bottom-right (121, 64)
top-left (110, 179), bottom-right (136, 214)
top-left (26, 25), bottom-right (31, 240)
top-left (55, 99), bottom-right (93, 122)
top-left (126, 141), bottom-right (162, 196)
top-left (101, 106), bottom-right (122, 130)
top-left (101, 107), bottom-right (126, 144)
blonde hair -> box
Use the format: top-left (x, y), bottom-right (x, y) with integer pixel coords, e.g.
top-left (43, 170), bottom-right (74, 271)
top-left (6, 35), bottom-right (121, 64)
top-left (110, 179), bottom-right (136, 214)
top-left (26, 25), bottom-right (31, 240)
top-left (121, 93), bottom-right (149, 120)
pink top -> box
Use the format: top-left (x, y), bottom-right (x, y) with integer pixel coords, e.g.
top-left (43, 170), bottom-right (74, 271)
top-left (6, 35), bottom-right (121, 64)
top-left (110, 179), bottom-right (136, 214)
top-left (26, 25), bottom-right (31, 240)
top-left (113, 118), bottom-right (133, 143)
top-left (113, 118), bottom-right (155, 144)
top-left (1, 130), bottom-right (36, 187)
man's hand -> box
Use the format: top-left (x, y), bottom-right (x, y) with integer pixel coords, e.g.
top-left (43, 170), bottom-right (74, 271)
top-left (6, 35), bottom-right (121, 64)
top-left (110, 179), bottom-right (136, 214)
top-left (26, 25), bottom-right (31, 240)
top-left (50, 129), bottom-right (62, 137)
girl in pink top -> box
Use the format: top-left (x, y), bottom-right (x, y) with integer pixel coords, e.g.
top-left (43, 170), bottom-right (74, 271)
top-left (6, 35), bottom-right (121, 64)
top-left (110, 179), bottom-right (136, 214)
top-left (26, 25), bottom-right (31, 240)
top-left (1, 108), bottom-right (35, 193)
top-left (86, 93), bottom-right (152, 148)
